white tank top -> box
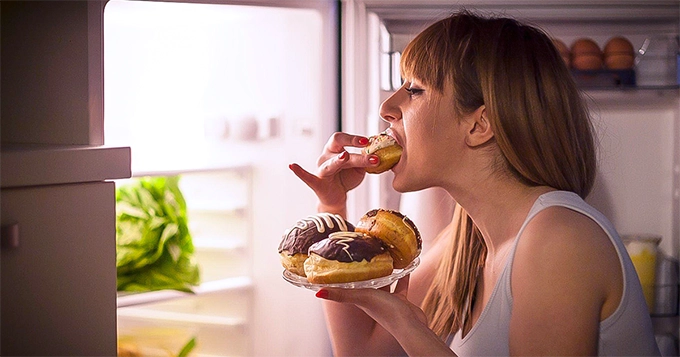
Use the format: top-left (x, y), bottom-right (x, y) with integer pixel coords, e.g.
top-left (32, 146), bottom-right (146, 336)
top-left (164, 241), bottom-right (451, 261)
top-left (449, 191), bottom-right (660, 356)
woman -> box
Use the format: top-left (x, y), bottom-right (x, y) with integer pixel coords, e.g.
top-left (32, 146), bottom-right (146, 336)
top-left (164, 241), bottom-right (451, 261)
top-left (289, 10), bottom-right (660, 356)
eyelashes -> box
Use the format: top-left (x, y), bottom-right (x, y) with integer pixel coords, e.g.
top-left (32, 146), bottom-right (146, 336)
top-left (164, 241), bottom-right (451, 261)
top-left (404, 87), bottom-right (424, 96)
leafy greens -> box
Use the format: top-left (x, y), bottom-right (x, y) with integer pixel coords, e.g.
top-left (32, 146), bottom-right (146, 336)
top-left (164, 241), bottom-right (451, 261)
top-left (116, 176), bottom-right (200, 292)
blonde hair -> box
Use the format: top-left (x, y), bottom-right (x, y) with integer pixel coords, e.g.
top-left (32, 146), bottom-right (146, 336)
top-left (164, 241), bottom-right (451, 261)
top-left (402, 11), bottom-right (597, 339)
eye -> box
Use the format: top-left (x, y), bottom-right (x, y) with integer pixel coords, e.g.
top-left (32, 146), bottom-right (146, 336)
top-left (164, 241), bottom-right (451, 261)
top-left (404, 86), bottom-right (424, 97)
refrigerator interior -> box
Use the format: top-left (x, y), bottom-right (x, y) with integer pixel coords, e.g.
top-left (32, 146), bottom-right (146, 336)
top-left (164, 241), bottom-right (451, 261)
top-left (341, 0), bottom-right (679, 354)
top-left (367, 2), bottom-right (680, 258)
top-left (104, 1), bottom-right (338, 356)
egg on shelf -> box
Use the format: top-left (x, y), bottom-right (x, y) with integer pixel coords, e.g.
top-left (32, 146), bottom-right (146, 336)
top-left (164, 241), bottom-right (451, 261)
top-left (571, 38), bottom-right (603, 70)
top-left (603, 36), bottom-right (635, 70)
top-left (552, 38), bottom-right (571, 68)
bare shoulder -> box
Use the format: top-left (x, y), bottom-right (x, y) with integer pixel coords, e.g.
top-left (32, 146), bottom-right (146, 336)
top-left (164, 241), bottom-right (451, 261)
top-left (512, 205), bottom-right (623, 318)
top-left (519, 205), bottom-right (613, 255)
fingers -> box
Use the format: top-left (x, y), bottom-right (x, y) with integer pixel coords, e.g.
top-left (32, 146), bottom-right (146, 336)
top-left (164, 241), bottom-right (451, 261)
top-left (323, 132), bottom-right (369, 155)
top-left (316, 288), bottom-right (384, 305)
top-left (317, 151), bottom-right (352, 178)
top-left (316, 287), bottom-right (421, 327)
top-left (289, 163), bottom-right (320, 189)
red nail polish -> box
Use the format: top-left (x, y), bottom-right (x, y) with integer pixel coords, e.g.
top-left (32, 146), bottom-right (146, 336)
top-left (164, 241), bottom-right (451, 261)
top-left (316, 289), bottom-right (329, 299)
top-left (358, 137), bottom-right (369, 145)
top-left (338, 151), bottom-right (349, 160)
top-left (368, 156), bottom-right (379, 165)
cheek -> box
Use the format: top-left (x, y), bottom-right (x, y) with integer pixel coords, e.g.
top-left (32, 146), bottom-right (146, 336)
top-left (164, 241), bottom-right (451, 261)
top-left (403, 126), bottom-right (442, 172)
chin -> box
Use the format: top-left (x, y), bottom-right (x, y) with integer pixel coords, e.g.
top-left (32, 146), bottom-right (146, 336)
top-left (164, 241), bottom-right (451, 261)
top-left (391, 173), bottom-right (429, 193)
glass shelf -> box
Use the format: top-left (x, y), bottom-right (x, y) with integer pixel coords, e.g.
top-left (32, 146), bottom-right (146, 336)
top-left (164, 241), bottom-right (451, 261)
top-left (117, 308), bottom-right (247, 327)
top-left (117, 276), bottom-right (253, 308)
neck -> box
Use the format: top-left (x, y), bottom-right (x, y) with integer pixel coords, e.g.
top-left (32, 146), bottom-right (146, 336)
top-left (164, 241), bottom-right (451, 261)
top-left (445, 177), bottom-right (554, 256)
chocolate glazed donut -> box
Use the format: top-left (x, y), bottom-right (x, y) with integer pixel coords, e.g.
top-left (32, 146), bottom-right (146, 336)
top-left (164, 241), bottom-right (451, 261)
top-left (278, 213), bottom-right (354, 276)
top-left (304, 231), bottom-right (394, 284)
top-left (355, 209), bottom-right (422, 269)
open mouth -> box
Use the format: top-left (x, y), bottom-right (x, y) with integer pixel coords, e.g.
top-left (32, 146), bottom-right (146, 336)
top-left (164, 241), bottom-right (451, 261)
top-left (383, 128), bottom-right (401, 146)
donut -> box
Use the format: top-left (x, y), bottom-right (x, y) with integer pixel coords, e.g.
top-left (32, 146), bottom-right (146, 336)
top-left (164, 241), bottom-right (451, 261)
top-left (363, 133), bottom-right (403, 174)
top-left (278, 213), bottom-right (354, 276)
top-left (304, 231), bottom-right (394, 284)
top-left (355, 209), bottom-right (421, 269)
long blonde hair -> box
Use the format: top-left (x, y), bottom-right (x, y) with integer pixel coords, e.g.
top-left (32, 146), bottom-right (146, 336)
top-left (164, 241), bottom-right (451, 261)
top-left (402, 11), bottom-right (597, 339)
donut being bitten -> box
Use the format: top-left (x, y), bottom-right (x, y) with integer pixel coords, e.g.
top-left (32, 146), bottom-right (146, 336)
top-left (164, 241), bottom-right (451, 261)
top-left (278, 213), bottom-right (354, 276)
top-left (304, 232), bottom-right (394, 284)
top-left (355, 209), bottom-right (422, 269)
top-left (363, 133), bottom-right (403, 174)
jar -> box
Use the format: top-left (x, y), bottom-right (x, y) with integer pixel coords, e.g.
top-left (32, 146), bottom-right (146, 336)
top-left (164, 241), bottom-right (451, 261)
top-left (622, 234), bottom-right (662, 312)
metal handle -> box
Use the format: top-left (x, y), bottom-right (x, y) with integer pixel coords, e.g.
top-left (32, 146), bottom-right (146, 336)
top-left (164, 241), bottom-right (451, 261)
top-left (1, 222), bottom-right (20, 249)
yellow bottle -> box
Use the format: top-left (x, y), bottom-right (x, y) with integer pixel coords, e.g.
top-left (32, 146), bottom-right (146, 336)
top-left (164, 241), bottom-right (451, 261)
top-left (622, 234), bottom-right (662, 312)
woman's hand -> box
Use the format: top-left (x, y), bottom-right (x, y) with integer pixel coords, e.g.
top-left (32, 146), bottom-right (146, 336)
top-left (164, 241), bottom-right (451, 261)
top-left (316, 276), bottom-right (456, 357)
top-left (289, 132), bottom-right (378, 213)
top-left (316, 275), bottom-right (427, 327)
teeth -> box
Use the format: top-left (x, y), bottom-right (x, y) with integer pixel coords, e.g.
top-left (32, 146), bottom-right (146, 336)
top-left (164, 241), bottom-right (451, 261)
top-left (382, 128), bottom-right (399, 145)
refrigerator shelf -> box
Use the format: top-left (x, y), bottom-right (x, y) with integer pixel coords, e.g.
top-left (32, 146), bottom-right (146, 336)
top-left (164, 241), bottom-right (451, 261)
top-left (117, 276), bottom-right (253, 308)
top-left (118, 307), bottom-right (247, 327)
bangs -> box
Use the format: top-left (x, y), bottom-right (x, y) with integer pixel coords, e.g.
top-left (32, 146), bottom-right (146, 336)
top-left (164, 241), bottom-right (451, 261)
top-left (400, 21), bottom-right (451, 92)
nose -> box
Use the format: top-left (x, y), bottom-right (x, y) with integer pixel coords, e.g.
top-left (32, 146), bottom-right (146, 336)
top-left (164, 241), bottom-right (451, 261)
top-left (379, 89), bottom-right (403, 123)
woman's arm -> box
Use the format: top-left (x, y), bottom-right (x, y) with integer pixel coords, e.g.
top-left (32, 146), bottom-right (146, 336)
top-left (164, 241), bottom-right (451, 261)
top-left (290, 133), bottom-right (457, 356)
top-left (318, 221), bottom-right (455, 356)
top-left (509, 207), bottom-right (623, 356)
top-left (317, 274), bottom-right (456, 357)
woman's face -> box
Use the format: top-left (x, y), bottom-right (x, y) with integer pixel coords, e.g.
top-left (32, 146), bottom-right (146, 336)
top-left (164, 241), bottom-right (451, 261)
top-left (379, 77), bottom-right (466, 192)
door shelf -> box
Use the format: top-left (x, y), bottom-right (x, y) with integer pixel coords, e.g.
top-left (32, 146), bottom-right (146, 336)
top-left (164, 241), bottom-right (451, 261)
top-left (117, 276), bottom-right (253, 308)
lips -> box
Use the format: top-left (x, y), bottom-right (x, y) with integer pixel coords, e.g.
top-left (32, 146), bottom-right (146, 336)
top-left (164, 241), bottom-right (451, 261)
top-left (383, 128), bottom-right (401, 146)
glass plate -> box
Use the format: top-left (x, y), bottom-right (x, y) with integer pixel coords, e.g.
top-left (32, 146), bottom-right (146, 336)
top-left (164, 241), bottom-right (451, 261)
top-left (282, 257), bottom-right (420, 291)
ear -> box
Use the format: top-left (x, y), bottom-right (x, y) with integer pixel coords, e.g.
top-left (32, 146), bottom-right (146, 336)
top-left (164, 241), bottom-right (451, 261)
top-left (464, 106), bottom-right (494, 147)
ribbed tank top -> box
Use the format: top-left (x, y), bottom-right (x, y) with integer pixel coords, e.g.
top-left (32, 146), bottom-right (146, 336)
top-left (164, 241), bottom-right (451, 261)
top-left (449, 191), bottom-right (660, 356)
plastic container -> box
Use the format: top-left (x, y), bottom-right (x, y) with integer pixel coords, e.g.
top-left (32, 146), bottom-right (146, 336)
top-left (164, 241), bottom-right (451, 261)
top-left (653, 254), bottom-right (679, 316)
top-left (622, 234), bottom-right (662, 312)
top-left (635, 35), bottom-right (679, 86)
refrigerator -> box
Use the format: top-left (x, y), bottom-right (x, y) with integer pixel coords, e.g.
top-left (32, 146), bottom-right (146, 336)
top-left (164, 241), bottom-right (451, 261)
top-left (102, 0), bottom-right (680, 356)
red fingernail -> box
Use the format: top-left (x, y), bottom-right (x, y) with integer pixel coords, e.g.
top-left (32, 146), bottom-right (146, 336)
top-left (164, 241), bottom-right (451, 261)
top-left (358, 137), bottom-right (369, 145)
top-left (316, 289), bottom-right (329, 299)
top-left (338, 151), bottom-right (349, 160)
top-left (368, 156), bottom-right (379, 165)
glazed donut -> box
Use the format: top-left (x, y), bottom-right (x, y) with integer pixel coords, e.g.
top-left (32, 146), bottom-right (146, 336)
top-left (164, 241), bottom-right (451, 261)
top-left (363, 133), bottom-right (403, 174)
top-left (278, 213), bottom-right (354, 276)
top-left (355, 209), bottom-right (422, 269)
top-left (304, 231), bottom-right (394, 284)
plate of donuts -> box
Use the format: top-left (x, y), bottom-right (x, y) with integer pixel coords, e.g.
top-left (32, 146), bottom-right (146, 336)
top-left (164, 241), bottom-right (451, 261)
top-left (282, 257), bottom-right (420, 291)
top-left (278, 208), bottom-right (422, 291)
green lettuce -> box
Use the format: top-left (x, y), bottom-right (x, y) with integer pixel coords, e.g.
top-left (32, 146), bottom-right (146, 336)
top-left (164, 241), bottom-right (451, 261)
top-left (116, 176), bottom-right (200, 292)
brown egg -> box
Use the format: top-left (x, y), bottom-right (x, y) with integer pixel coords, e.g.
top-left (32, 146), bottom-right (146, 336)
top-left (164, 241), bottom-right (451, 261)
top-left (571, 38), bottom-right (603, 70)
top-left (604, 36), bottom-right (635, 69)
top-left (552, 38), bottom-right (571, 67)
